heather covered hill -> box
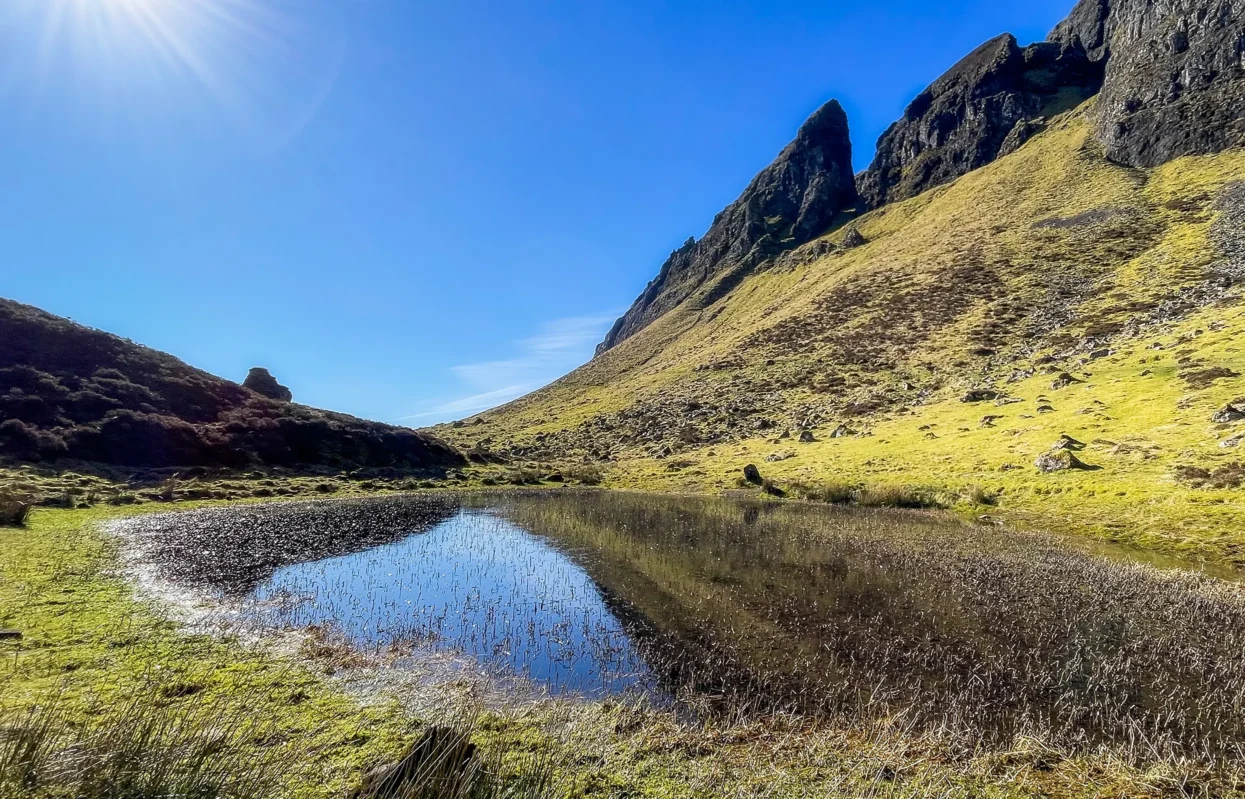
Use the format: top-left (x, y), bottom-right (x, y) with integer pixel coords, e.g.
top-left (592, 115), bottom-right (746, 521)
top-left (0, 298), bottom-right (463, 471)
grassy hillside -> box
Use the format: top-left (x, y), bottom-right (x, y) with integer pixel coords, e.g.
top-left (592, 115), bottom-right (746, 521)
top-left (437, 101), bottom-right (1245, 563)
top-left (0, 298), bottom-right (463, 474)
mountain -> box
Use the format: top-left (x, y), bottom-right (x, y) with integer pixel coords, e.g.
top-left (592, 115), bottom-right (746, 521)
top-left (597, 99), bottom-right (858, 353)
top-left (437, 0), bottom-right (1245, 561)
top-left (0, 299), bottom-right (464, 472)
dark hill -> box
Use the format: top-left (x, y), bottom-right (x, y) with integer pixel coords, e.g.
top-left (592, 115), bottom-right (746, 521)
top-left (0, 298), bottom-right (464, 472)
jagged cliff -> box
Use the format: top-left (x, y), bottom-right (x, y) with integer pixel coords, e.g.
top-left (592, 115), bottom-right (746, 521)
top-left (596, 0), bottom-right (1243, 355)
top-left (857, 34), bottom-right (1103, 209)
top-left (1051, 0), bottom-right (1245, 167)
top-left (596, 100), bottom-right (857, 354)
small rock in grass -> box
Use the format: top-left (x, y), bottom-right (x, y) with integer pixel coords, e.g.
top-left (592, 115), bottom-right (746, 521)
top-left (1051, 372), bottom-right (1084, 390)
top-left (962, 389), bottom-right (1001, 403)
top-left (1212, 400), bottom-right (1245, 424)
top-left (799, 430), bottom-right (817, 443)
top-left (0, 630), bottom-right (21, 641)
top-left (829, 424), bottom-right (856, 439)
top-left (1053, 434), bottom-right (1087, 451)
top-left (742, 464), bottom-right (763, 484)
top-left (1035, 450), bottom-right (1095, 473)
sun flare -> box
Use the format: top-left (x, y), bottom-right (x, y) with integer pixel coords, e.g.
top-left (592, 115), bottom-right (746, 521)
top-left (2, 0), bottom-right (345, 150)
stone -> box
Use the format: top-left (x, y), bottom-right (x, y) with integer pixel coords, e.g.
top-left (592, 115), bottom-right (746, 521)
top-left (742, 464), bottom-right (763, 484)
top-left (765, 451), bottom-right (795, 462)
top-left (1036, 449), bottom-right (1094, 473)
top-left (1051, 372), bottom-right (1083, 390)
top-left (1212, 400), bottom-right (1245, 424)
top-left (597, 100), bottom-right (858, 354)
top-left (962, 389), bottom-right (1001, 403)
top-left (829, 424), bottom-right (856, 439)
top-left (1053, 434), bottom-right (1087, 451)
top-left (0, 630), bottom-right (21, 641)
top-left (799, 430), bottom-right (817, 443)
top-left (841, 227), bottom-right (867, 248)
top-left (858, 34), bottom-right (1103, 209)
top-left (242, 367), bottom-right (293, 402)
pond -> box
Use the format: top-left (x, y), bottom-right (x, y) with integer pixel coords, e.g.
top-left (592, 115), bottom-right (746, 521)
top-left (118, 490), bottom-right (1245, 763)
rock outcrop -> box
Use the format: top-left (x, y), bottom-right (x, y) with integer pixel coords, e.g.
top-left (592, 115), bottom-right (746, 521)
top-left (243, 367), bottom-right (293, 402)
top-left (858, 34), bottom-right (1104, 209)
top-left (597, 100), bottom-right (858, 354)
top-left (1050, 0), bottom-right (1245, 167)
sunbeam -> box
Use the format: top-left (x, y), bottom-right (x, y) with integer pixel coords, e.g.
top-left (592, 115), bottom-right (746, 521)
top-left (0, 0), bottom-right (346, 151)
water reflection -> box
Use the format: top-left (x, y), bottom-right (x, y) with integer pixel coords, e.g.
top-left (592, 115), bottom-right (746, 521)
top-left (122, 491), bottom-right (1245, 763)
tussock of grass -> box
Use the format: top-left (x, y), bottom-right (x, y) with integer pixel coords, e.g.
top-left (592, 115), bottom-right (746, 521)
top-left (0, 690), bottom-right (280, 799)
top-left (0, 495), bottom-right (30, 527)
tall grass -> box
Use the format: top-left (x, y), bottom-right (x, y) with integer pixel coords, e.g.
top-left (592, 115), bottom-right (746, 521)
top-left (0, 691), bottom-right (279, 799)
top-left (0, 694), bottom-right (560, 799)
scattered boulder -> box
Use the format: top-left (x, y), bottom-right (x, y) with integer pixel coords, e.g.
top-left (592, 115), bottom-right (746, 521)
top-left (1053, 434), bottom-right (1087, 451)
top-left (765, 451), bottom-right (795, 463)
top-left (242, 367), bottom-right (293, 402)
top-left (841, 227), bottom-right (868, 248)
top-left (829, 424), bottom-right (856, 439)
top-left (742, 464), bottom-right (763, 484)
top-left (0, 630), bottom-right (21, 641)
top-left (1222, 435), bottom-right (1244, 450)
top-left (1035, 449), bottom-right (1095, 473)
top-left (1037, 404), bottom-right (1056, 414)
top-left (1051, 372), bottom-right (1083, 390)
top-left (1212, 400), bottom-right (1245, 424)
top-left (962, 389), bottom-right (1001, 403)
top-left (799, 430), bottom-right (817, 443)
top-left (980, 415), bottom-right (1004, 428)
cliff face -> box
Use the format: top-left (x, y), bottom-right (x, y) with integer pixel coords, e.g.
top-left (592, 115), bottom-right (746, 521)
top-left (857, 34), bottom-right (1103, 209)
top-left (1051, 0), bottom-right (1245, 167)
top-left (597, 0), bottom-right (1244, 357)
top-left (597, 100), bottom-right (857, 354)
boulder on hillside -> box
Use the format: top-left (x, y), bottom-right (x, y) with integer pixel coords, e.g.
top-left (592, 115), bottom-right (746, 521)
top-left (743, 464), bottom-right (763, 484)
top-left (962, 389), bottom-right (1001, 403)
top-left (243, 367), bottom-right (293, 402)
top-left (1036, 449), bottom-right (1096, 473)
top-left (1213, 400), bottom-right (1245, 424)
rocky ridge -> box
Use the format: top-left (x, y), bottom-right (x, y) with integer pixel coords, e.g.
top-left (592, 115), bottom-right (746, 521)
top-left (597, 100), bottom-right (858, 354)
top-left (597, 0), bottom-right (1244, 355)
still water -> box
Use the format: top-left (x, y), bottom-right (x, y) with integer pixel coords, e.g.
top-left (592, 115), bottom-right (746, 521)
top-left (121, 490), bottom-right (1245, 759)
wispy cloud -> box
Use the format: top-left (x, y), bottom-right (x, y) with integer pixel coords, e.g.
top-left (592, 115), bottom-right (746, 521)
top-left (396, 313), bottom-right (618, 425)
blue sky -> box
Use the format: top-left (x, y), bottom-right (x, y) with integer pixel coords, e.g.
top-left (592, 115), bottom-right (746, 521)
top-left (0, 0), bottom-right (1074, 425)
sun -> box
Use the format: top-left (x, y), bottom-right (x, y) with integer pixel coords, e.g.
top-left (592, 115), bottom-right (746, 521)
top-left (2, 0), bottom-right (346, 151)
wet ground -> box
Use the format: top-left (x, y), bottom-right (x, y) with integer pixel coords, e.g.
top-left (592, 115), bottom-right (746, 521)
top-left (116, 490), bottom-right (1245, 762)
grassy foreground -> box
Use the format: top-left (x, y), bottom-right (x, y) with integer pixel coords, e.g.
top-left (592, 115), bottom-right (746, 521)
top-left (2, 499), bottom-right (1243, 798)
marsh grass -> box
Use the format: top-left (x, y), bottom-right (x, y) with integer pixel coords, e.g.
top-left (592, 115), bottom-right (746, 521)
top-left (0, 690), bottom-right (280, 799)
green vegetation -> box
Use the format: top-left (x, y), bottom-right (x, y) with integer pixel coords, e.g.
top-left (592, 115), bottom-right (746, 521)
top-left (7, 497), bottom-right (1242, 797)
top-left (436, 103), bottom-right (1245, 567)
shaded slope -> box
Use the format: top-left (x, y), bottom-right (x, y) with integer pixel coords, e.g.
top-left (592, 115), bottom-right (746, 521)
top-left (0, 298), bottom-right (464, 471)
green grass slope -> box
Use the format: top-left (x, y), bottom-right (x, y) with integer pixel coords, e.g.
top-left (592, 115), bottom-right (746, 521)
top-left (438, 102), bottom-right (1245, 563)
